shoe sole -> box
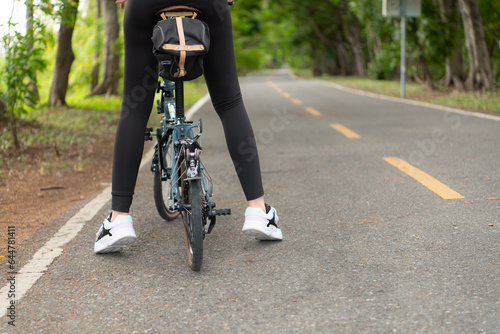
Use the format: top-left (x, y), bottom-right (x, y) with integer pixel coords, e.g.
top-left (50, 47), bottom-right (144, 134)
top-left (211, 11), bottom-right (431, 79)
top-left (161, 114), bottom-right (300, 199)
top-left (95, 232), bottom-right (137, 254)
top-left (242, 221), bottom-right (282, 241)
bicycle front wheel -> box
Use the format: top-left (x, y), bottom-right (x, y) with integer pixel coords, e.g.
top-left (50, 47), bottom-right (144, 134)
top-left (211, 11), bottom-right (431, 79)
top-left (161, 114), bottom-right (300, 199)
top-left (182, 179), bottom-right (204, 271)
top-left (154, 134), bottom-right (180, 221)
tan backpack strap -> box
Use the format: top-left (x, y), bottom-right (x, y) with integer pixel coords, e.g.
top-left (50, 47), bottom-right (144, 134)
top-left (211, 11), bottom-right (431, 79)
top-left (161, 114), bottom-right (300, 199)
top-left (162, 44), bottom-right (205, 51)
top-left (175, 17), bottom-right (187, 78)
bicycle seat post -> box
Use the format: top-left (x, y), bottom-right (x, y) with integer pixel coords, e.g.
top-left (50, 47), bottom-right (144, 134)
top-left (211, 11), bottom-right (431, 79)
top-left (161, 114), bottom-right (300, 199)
top-left (175, 81), bottom-right (184, 118)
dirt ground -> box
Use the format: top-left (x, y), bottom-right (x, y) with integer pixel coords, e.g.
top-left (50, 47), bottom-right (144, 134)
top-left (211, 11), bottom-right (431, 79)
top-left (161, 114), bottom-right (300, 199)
top-left (0, 124), bottom-right (115, 256)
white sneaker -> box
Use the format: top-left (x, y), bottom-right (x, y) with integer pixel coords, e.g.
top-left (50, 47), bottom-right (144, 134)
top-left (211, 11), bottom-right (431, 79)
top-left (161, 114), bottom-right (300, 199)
top-left (242, 204), bottom-right (283, 241)
top-left (94, 214), bottom-right (137, 253)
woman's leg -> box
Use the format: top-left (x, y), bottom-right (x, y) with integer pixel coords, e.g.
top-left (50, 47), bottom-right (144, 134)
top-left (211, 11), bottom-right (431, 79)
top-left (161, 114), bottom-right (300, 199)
top-left (97, 0), bottom-right (176, 253)
top-left (197, 1), bottom-right (265, 209)
top-left (110, 0), bottom-right (160, 216)
top-left (194, 1), bottom-right (281, 240)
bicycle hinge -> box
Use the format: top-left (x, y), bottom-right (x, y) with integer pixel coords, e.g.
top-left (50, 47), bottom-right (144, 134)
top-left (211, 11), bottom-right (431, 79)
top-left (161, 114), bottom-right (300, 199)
top-left (145, 127), bottom-right (154, 141)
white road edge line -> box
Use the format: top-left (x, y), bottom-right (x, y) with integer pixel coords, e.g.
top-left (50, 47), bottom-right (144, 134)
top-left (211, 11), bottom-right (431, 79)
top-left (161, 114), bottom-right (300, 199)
top-left (0, 93), bottom-right (211, 317)
top-left (320, 80), bottom-right (500, 122)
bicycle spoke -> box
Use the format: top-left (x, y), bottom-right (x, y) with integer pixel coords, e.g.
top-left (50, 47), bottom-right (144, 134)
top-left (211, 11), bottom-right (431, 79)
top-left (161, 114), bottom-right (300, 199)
top-left (200, 158), bottom-right (213, 197)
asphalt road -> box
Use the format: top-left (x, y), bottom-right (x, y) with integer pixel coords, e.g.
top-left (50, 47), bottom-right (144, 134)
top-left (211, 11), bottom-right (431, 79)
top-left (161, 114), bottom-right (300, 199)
top-left (2, 70), bottom-right (499, 333)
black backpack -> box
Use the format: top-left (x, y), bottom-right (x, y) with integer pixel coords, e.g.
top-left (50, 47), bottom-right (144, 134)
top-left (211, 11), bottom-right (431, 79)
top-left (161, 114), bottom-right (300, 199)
top-left (152, 16), bottom-right (210, 81)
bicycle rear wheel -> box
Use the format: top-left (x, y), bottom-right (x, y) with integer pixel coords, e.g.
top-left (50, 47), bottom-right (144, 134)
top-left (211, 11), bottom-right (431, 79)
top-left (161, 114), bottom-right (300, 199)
top-left (182, 178), bottom-right (204, 271)
top-left (154, 134), bottom-right (180, 221)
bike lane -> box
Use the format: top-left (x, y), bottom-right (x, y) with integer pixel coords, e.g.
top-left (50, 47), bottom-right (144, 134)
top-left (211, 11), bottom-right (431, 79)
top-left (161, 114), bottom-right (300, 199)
top-left (1, 70), bottom-right (499, 333)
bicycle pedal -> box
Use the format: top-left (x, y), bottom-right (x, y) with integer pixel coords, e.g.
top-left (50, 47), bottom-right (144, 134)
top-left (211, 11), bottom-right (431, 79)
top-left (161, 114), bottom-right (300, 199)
top-left (215, 209), bottom-right (231, 216)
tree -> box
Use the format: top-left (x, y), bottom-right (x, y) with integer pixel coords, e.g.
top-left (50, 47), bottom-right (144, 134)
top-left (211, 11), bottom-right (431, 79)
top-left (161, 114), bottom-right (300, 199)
top-left (26, 0), bottom-right (40, 101)
top-left (458, 0), bottom-right (494, 90)
top-left (0, 99), bottom-right (7, 121)
top-left (408, 18), bottom-right (435, 88)
top-left (1, 25), bottom-right (46, 149)
top-left (1, 1), bottom-right (47, 149)
top-left (91, 0), bottom-right (102, 90)
top-left (340, 0), bottom-right (366, 76)
top-left (49, 0), bottom-right (80, 106)
top-left (478, 0), bottom-right (500, 81)
top-left (437, 0), bottom-right (467, 90)
top-left (89, 0), bottom-right (120, 97)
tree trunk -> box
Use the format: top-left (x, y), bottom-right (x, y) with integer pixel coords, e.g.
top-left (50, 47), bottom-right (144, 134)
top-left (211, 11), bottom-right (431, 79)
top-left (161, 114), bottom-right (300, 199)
top-left (91, 0), bottom-right (102, 90)
top-left (49, 25), bottom-right (76, 106)
top-left (89, 0), bottom-right (120, 97)
top-left (458, 0), bottom-right (494, 90)
top-left (312, 48), bottom-right (323, 77)
top-left (321, 48), bottom-right (327, 75)
top-left (26, 0), bottom-right (39, 102)
top-left (8, 105), bottom-right (20, 150)
top-left (325, 48), bottom-right (340, 76)
top-left (487, 28), bottom-right (499, 58)
top-left (339, 0), bottom-right (366, 77)
top-left (409, 20), bottom-right (435, 88)
top-left (0, 99), bottom-right (18, 149)
top-left (446, 50), bottom-right (467, 90)
top-left (311, 21), bottom-right (350, 75)
top-left (334, 35), bottom-right (350, 76)
top-left (342, 15), bottom-right (366, 76)
top-left (49, 0), bottom-right (80, 106)
top-left (438, 0), bottom-right (467, 89)
top-left (368, 33), bottom-right (382, 64)
top-left (416, 53), bottom-right (435, 88)
top-left (0, 99), bottom-right (7, 120)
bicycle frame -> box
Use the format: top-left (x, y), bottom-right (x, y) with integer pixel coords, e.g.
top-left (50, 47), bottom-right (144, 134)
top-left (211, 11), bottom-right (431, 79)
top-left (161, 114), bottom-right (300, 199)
top-left (147, 5), bottom-right (231, 270)
top-left (152, 80), bottom-right (211, 212)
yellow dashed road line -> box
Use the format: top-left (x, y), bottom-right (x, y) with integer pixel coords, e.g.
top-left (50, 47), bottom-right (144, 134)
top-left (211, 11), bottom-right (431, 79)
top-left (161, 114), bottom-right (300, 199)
top-left (383, 157), bottom-right (464, 200)
top-left (267, 82), bottom-right (304, 108)
top-left (267, 80), bottom-right (468, 201)
top-left (305, 107), bottom-right (322, 117)
top-left (267, 81), bottom-right (277, 89)
top-left (330, 123), bottom-right (361, 139)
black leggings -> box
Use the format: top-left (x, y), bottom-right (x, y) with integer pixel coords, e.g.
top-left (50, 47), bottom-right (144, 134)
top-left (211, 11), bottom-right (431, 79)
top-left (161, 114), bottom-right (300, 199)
top-left (111, 0), bottom-right (264, 212)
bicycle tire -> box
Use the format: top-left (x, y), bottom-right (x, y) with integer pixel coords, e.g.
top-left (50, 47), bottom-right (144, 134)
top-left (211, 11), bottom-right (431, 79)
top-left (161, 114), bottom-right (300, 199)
top-left (182, 178), bottom-right (204, 271)
top-left (153, 134), bottom-right (180, 221)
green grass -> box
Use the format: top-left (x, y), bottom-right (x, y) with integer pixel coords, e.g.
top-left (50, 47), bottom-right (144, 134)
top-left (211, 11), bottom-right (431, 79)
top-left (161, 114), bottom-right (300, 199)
top-left (180, 78), bottom-right (208, 109)
top-left (430, 91), bottom-right (500, 114)
top-left (294, 69), bottom-right (500, 114)
top-left (67, 93), bottom-right (123, 110)
top-left (323, 76), bottom-right (425, 97)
